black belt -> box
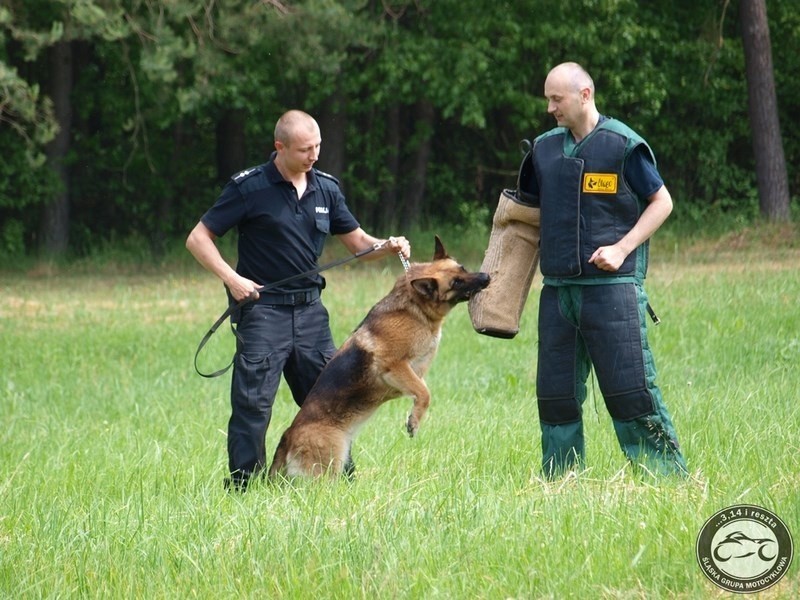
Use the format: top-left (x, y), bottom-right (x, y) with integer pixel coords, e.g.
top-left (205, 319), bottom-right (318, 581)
top-left (257, 289), bottom-right (320, 306)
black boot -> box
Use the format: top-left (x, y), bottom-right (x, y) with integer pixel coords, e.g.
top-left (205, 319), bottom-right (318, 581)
top-left (224, 470), bottom-right (251, 493)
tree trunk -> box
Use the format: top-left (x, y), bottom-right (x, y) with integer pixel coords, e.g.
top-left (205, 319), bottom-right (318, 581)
top-left (379, 103), bottom-right (401, 229)
top-left (400, 99), bottom-right (434, 231)
top-left (216, 108), bottom-right (247, 182)
top-left (39, 40), bottom-right (73, 255)
top-left (317, 89), bottom-right (347, 183)
top-left (740, 0), bottom-right (790, 222)
top-left (150, 121), bottom-right (184, 257)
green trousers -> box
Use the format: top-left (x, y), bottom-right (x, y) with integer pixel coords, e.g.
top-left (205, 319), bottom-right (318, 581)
top-left (537, 283), bottom-right (688, 478)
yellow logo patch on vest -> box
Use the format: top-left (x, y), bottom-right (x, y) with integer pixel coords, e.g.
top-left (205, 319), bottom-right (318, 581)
top-left (582, 173), bottom-right (618, 194)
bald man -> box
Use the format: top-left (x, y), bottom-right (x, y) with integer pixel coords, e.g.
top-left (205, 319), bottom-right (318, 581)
top-left (520, 63), bottom-right (687, 478)
top-left (187, 110), bottom-right (410, 490)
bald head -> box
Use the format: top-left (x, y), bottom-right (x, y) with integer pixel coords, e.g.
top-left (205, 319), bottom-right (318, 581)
top-left (543, 62), bottom-right (599, 141)
top-left (274, 110), bottom-right (320, 148)
top-left (272, 110), bottom-right (322, 180)
top-left (545, 62), bottom-right (595, 98)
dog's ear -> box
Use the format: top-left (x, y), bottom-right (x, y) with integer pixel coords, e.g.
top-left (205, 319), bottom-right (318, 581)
top-left (411, 277), bottom-right (439, 300)
top-left (433, 235), bottom-right (447, 260)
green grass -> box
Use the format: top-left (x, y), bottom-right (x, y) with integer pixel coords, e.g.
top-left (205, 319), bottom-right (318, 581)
top-left (1, 229), bottom-right (799, 598)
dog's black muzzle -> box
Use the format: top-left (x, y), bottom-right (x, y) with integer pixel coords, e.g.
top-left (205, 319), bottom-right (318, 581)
top-left (458, 272), bottom-right (491, 302)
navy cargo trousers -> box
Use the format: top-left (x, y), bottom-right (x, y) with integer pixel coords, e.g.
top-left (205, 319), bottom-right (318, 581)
top-left (228, 298), bottom-right (336, 487)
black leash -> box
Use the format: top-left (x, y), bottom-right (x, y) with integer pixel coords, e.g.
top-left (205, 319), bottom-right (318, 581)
top-left (194, 244), bottom-right (381, 378)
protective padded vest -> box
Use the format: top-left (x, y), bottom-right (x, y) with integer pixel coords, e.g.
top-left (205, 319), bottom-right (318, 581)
top-left (533, 120), bottom-right (653, 280)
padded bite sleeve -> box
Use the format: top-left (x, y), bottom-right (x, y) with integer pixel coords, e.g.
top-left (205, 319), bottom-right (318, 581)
top-left (469, 189), bottom-right (541, 338)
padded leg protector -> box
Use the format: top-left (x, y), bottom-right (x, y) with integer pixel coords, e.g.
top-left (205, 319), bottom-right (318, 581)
top-left (469, 189), bottom-right (541, 338)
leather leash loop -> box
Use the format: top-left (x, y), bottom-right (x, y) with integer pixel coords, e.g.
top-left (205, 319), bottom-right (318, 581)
top-left (194, 243), bottom-right (383, 378)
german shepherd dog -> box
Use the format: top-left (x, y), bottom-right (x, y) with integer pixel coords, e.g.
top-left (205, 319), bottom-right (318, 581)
top-left (268, 236), bottom-right (490, 478)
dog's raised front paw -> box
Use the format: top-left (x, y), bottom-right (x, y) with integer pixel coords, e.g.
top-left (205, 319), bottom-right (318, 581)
top-left (406, 414), bottom-right (418, 438)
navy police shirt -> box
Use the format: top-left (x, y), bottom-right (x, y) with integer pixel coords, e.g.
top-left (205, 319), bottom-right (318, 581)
top-left (201, 156), bottom-right (360, 292)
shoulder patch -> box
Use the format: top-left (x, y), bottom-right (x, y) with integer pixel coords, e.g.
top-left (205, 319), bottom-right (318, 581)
top-left (232, 165), bottom-right (263, 183)
top-left (313, 168), bottom-right (340, 186)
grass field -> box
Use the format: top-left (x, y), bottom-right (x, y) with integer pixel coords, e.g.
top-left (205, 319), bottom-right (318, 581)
top-left (1, 227), bottom-right (799, 598)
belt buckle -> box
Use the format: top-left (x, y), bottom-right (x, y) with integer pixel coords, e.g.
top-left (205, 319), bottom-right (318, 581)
top-left (292, 292), bottom-right (307, 305)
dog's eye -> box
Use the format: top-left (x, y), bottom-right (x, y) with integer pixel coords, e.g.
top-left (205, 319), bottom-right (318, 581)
top-left (452, 278), bottom-right (464, 288)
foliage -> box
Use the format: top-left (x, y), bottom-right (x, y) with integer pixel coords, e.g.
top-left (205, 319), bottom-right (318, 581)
top-left (0, 0), bottom-right (798, 256)
top-left (0, 48), bottom-right (57, 165)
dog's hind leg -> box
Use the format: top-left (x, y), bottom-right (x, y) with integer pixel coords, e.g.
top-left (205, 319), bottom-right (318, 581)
top-left (382, 362), bottom-right (431, 437)
top-left (283, 427), bottom-right (351, 478)
top-left (267, 434), bottom-right (289, 478)
top-left (343, 441), bottom-right (356, 480)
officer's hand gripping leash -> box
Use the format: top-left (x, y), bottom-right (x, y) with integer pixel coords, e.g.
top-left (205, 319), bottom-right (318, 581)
top-left (390, 236), bottom-right (411, 273)
top-left (194, 239), bottom-right (406, 378)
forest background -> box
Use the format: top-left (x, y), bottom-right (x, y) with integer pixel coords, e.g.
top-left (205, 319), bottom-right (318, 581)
top-left (0, 0), bottom-right (797, 260)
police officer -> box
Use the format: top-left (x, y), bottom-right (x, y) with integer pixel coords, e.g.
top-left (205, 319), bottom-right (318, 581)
top-left (186, 110), bottom-right (411, 490)
top-left (521, 63), bottom-right (687, 478)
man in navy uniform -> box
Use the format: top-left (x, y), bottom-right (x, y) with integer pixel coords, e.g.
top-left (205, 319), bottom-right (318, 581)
top-left (187, 110), bottom-right (410, 490)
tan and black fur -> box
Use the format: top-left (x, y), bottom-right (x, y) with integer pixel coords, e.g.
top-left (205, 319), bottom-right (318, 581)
top-left (268, 236), bottom-right (490, 478)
